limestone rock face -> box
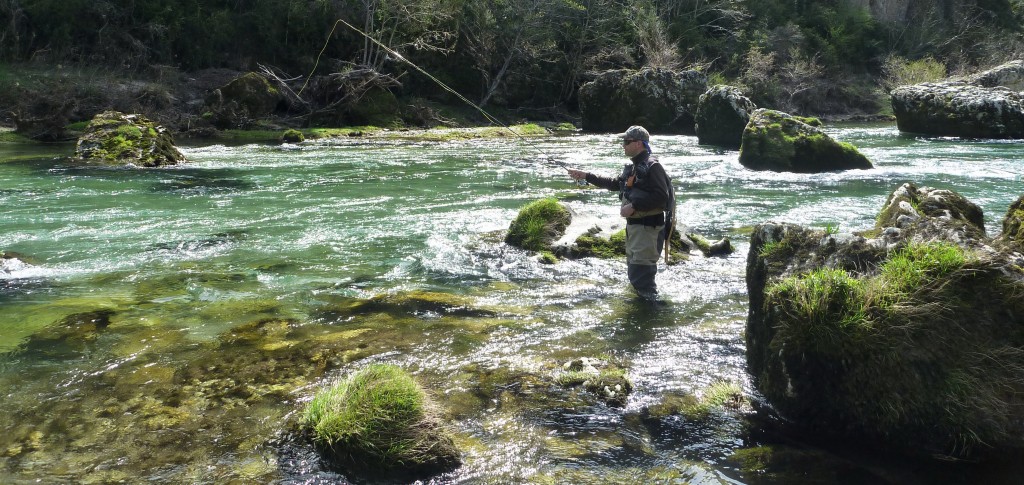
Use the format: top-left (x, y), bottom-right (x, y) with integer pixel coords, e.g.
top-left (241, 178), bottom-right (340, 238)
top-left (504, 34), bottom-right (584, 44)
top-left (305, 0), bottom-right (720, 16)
top-left (738, 109), bottom-right (872, 172)
top-left (745, 183), bottom-right (1024, 460)
top-left (695, 85), bottom-right (757, 148)
top-left (873, 182), bottom-right (987, 248)
top-left (579, 67), bottom-right (707, 134)
top-left (891, 61), bottom-right (1024, 138)
top-left (74, 111), bottom-right (184, 167)
top-left (967, 59), bottom-right (1024, 90)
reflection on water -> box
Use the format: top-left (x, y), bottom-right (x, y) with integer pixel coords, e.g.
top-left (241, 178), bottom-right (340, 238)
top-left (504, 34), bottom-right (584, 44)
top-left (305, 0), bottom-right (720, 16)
top-left (0, 126), bottom-right (1022, 483)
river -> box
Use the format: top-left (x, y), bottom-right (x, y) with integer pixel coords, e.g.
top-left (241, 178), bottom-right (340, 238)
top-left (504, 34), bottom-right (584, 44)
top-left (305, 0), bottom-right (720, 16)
top-left (0, 125), bottom-right (1021, 483)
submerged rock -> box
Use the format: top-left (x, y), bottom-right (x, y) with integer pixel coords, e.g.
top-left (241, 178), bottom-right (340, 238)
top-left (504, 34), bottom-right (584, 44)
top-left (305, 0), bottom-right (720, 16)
top-left (891, 60), bottom-right (1024, 138)
top-left (1, 251), bottom-right (33, 274)
top-left (74, 111), bottom-right (184, 167)
top-left (738, 109), bottom-right (872, 173)
top-left (555, 357), bottom-right (633, 407)
top-left (746, 183), bottom-right (1024, 459)
top-left (695, 85), bottom-right (757, 149)
top-left (579, 67), bottom-right (707, 134)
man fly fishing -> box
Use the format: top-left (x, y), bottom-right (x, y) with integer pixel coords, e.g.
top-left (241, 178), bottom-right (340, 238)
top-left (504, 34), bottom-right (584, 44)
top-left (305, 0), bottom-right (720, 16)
top-left (567, 125), bottom-right (674, 301)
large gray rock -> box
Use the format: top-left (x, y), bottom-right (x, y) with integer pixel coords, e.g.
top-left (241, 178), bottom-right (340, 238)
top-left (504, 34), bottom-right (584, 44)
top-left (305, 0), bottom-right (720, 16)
top-left (695, 85), bottom-right (757, 149)
top-left (738, 109), bottom-right (872, 172)
top-left (578, 68), bottom-right (707, 134)
top-left (74, 111), bottom-right (184, 167)
top-left (746, 183), bottom-right (1024, 460)
top-left (967, 60), bottom-right (1024, 90)
top-left (891, 61), bottom-right (1024, 138)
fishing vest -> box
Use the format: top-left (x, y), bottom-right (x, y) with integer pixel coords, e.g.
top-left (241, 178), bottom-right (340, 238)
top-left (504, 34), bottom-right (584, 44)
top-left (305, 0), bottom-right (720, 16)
top-left (619, 155), bottom-right (665, 218)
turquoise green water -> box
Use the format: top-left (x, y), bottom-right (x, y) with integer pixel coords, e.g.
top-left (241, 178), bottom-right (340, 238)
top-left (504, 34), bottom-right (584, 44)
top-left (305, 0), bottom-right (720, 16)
top-left (0, 126), bottom-right (1022, 483)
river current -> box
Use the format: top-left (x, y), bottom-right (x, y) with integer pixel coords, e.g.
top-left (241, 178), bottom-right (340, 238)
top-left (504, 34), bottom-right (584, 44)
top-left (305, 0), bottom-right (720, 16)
top-left (0, 125), bottom-right (1021, 483)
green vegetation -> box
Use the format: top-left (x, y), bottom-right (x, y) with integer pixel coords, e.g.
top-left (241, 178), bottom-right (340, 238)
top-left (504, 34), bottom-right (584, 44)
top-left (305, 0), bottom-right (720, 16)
top-left (573, 229), bottom-right (627, 259)
top-left (767, 268), bottom-right (871, 345)
top-left (280, 129), bottom-right (304, 143)
top-left (505, 198), bottom-right (571, 252)
top-left (1, 1), bottom-right (1021, 124)
top-left (301, 364), bottom-right (460, 474)
top-left (878, 242), bottom-right (967, 295)
top-left (682, 380), bottom-right (746, 419)
top-left (766, 242), bottom-right (968, 340)
top-left (882, 55), bottom-right (948, 91)
top-left (758, 239), bottom-right (1024, 456)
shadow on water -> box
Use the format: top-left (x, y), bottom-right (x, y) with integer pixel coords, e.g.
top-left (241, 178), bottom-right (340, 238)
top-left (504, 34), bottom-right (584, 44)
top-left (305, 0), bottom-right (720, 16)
top-left (602, 297), bottom-right (681, 350)
top-left (150, 169), bottom-right (256, 195)
top-left (147, 229), bottom-right (250, 253)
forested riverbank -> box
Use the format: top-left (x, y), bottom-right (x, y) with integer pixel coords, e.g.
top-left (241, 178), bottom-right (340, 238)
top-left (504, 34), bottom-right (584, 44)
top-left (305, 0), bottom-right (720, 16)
top-left (2, 0), bottom-right (1024, 140)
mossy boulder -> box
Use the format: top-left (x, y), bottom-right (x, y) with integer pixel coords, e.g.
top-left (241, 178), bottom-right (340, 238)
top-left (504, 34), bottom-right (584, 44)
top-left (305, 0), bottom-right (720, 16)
top-left (738, 109), bottom-right (872, 172)
top-left (74, 111), bottom-right (184, 167)
top-left (578, 67), bottom-right (707, 134)
top-left (571, 227), bottom-right (627, 259)
top-left (280, 129), bottom-right (304, 143)
top-left (746, 183), bottom-right (1024, 460)
top-left (301, 364), bottom-right (461, 479)
top-left (695, 85), bottom-right (757, 149)
top-left (506, 198), bottom-right (572, 252)
top-left (204, 72), bottom-right (283, 129)
top-left (891, 61), bottom-right (1024, 139)
top-left (568, 226), bottom-right (692, 262)
top-left (997, 195), bottom-right (1024, 250)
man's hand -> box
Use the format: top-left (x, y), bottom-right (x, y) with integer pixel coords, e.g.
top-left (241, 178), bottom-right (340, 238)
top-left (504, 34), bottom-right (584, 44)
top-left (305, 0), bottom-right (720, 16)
top-left (620, 203), bottom-right (636, 217)
top-left (566, 168), bottom-right (587, 180)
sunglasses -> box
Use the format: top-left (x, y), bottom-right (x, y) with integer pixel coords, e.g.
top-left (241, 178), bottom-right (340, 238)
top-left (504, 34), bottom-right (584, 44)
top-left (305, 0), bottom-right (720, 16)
top-left (622, 139), bottom-right (636, 146)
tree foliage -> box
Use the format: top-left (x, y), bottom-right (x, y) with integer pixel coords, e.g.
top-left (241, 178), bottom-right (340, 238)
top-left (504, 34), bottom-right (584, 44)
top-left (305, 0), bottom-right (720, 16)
top-left (0, 0), bottom-right (1021, 116)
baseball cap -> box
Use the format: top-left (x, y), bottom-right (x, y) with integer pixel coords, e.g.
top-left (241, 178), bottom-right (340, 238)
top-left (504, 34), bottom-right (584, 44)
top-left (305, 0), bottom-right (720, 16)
top-left (618, 125), bottom-right (650, 142)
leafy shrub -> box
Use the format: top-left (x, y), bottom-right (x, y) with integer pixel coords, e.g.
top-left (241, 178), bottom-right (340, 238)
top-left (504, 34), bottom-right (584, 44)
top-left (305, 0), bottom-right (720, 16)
top-left (881, 55), bottom-right (947, 91)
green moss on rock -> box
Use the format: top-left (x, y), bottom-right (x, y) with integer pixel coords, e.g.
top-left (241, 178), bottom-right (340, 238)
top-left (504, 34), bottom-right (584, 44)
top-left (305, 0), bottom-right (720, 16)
top-left (999, 195), bottom-right (1024, 249)
top-left (573, 228), bottom-right (627, 259)
top-left (280, 129), bottom-right (304, 143)
top-left (738, 109), bottom-right (872, 173)
top-left (506, 197), bottom-right (572, 252)
top-left (753, 236), bottom-right (1024, 458)
top-left (74, 111), bottom-right (184, 167)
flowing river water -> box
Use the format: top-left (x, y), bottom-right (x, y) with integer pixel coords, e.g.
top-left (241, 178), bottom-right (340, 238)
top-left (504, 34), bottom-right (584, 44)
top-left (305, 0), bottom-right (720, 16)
top-left (0, 125), bottom-right (1022, 483)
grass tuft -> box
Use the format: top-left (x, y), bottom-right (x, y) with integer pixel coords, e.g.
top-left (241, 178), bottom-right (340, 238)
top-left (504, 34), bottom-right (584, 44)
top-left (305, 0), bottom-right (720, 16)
top-left (301, 364), bottom-right (459, 475)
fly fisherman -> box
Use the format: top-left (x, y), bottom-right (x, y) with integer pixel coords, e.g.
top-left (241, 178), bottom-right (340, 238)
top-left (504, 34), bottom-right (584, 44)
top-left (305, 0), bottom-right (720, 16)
top-left (567, 125), bottom-right (673, 300)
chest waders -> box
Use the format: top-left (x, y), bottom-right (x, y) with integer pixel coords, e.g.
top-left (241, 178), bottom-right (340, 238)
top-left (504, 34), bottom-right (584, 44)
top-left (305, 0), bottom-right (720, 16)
top-left (620, 159), bottom-right (669, 300)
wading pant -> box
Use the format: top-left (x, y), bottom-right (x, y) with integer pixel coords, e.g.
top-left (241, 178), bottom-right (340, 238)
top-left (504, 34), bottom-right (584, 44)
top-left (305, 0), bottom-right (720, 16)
top-left (625, 224), bottom-right (664, 299)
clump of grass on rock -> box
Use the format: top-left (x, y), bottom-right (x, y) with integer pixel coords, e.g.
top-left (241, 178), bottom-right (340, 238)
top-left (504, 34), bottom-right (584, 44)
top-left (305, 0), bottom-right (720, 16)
top-left (301, 364), bottom-right (460, 479)
top-left (505, 197), bottom-right (571, 252)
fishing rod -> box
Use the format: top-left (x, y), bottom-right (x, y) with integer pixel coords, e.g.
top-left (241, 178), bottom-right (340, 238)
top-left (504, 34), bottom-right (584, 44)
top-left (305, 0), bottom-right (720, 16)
top-left (303, 18), bottom-right (576, 174)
